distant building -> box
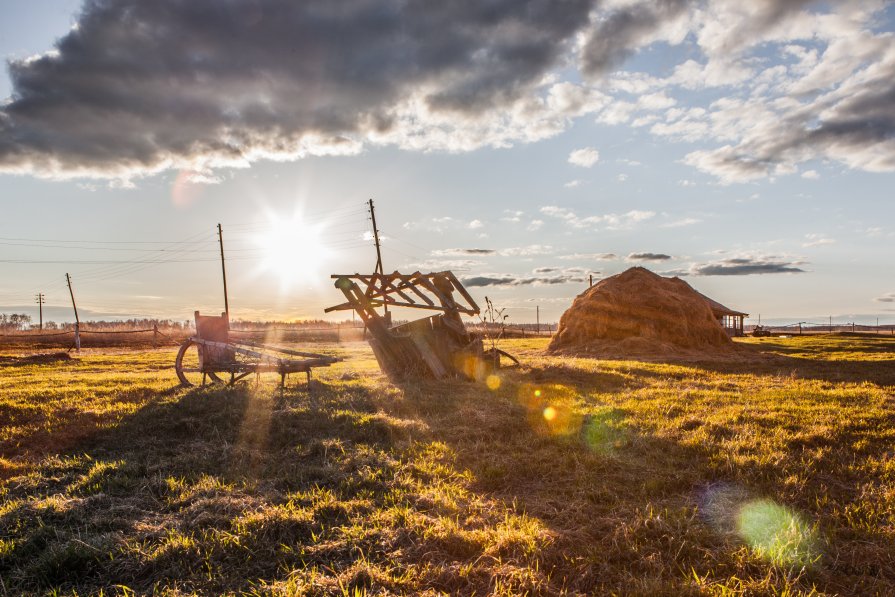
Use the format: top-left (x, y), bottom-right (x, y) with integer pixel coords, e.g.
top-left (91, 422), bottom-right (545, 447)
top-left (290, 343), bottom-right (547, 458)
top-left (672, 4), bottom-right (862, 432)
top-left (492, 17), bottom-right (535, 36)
top-left (698, 293), bottom-right (748, 337)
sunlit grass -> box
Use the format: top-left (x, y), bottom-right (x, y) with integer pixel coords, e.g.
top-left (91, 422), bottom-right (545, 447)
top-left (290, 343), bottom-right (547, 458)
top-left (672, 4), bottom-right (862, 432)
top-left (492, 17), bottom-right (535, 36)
top-left (1, 335), bottom-right (894, 594)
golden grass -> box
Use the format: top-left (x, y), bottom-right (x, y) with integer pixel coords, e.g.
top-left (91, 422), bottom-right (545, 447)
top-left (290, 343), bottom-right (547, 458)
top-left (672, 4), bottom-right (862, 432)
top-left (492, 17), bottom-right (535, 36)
top-left (1, 335), bottom-right (893, 595)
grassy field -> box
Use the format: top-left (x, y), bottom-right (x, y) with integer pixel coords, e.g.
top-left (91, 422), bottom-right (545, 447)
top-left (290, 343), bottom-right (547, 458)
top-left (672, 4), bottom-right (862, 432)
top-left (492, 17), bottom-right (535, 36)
top-left (1, 335), bottom-right (894, 595)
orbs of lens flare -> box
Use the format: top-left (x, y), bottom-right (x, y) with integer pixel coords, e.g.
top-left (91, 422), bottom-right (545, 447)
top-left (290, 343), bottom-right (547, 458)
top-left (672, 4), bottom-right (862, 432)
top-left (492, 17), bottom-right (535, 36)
top-left (580, 409), bottom-right (625, 455)
top-left (699, 483), bottom-right (820, 567)
top-left (516, 384), bottom-right (582, 438)
top-left (737, 499), bottom-right (819, 566)
top-left (453, 354), bottom-right (493, 381)
top-left (485, 374), bottom-right (501, 391)
top-left (171, 169), bottom-right (208, 208)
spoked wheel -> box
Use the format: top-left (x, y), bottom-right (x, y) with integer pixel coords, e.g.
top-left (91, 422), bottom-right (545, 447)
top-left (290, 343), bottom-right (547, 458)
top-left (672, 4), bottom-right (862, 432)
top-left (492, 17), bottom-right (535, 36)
top-left (175, 340), bottom-right (223, 387)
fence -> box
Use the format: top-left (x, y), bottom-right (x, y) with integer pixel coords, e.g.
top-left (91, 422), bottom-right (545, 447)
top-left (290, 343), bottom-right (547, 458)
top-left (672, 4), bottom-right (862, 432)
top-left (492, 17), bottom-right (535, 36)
top-left (0, 323), bottom-right (371, 349)
top-left (746, 323), bottom-right (895, 336)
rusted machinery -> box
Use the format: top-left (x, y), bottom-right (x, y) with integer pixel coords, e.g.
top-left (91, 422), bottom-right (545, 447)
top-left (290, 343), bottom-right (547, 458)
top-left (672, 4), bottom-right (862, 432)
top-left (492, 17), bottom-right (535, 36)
top-left (325, 271), bottom-right (517, 381)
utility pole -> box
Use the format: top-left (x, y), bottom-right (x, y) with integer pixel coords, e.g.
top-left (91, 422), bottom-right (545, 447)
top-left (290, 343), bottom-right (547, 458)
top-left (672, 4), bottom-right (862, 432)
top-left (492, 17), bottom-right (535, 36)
top-left (368, 199), bottom-right (389, 324)
top-left (368, 199), bottom-right (384, 276)
top-left (217, 223), bottom-right (230, 321)
top-left (589, 274), bottom-right (593, 288)
top-left (65, 274), bottom-right (80, 351)
top-left (35, 293), bottom-right (45, 330)
top-left (829, 315), bottom-right (832, 332)
top-left (536, 305), bottom-right (540, 335)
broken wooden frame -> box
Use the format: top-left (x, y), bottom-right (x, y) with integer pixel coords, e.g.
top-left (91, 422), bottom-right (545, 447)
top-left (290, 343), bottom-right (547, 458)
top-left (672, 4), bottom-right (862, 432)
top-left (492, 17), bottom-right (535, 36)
top-left (325, 271), bottom-right (518, 381)
top-left (175, 311), bottom-right (341, 387)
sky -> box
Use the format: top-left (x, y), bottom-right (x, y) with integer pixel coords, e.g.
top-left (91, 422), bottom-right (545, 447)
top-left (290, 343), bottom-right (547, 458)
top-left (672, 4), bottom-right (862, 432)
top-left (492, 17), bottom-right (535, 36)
top-left (1, 0), bottom-right (893, 326)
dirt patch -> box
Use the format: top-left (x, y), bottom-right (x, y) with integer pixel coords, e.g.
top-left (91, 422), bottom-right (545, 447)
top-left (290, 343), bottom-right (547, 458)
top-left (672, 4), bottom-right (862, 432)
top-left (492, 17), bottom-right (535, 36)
top-left (548, 267), bottom-right (751, 361)
top-left (0, 352), bottom-right (73, 367)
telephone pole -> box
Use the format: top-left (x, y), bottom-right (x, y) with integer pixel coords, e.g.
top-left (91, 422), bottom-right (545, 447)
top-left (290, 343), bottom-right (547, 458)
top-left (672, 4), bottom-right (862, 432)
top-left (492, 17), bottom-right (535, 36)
top-left (35, 293), bottom-right (45, 330)
top-left (368, 199), bottom-right (384, 276)
top-left (217, 223), bottom-right (230, 321)
top-left (65, 274), bottom-right (80, 351)
top-left (368, 199), bottom-right (389, 323)
top-left (536, 305), bottom-right (540, 335)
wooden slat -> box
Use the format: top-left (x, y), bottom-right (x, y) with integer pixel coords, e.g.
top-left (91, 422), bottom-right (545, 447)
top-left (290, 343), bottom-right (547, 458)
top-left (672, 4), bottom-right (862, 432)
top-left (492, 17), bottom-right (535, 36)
top-left (410, 335), bottom-right (448, 379)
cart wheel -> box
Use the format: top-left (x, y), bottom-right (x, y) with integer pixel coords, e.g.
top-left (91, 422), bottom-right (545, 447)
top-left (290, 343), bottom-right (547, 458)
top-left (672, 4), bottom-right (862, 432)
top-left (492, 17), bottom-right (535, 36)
top-left (175, 340), bottom-right (222, 387)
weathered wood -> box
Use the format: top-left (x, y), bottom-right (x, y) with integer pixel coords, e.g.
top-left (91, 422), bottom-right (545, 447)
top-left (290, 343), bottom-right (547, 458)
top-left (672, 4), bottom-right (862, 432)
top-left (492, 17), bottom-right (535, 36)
top-left (326, 270), bottom-right (514, 381)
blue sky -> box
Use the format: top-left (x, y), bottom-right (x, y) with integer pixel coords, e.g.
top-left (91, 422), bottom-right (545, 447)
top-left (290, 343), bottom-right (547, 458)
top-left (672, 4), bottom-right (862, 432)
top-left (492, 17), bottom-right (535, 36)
top-left (1, 0), bottom-right (893, 325)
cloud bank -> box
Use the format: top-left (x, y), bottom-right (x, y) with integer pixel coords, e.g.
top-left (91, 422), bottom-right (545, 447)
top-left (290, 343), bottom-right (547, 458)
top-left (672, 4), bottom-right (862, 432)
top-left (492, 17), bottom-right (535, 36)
top-left (1, 0), bottom-right (893, 183)
top-left (0, 0), bottom-right (597, 179)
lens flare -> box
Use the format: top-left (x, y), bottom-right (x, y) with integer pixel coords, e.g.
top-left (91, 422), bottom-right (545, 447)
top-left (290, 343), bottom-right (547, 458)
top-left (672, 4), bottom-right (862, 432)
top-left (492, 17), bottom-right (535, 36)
top-left (737, 499), bottom-right (819, 566)
top-left (699, 483), bottom-right (821, 567)
top-left (486, 374), bottom-right (501, 391)
top-left (543, 406), bottom-right (557, 421)
top-left (580, 409), bottom-right (625, 455)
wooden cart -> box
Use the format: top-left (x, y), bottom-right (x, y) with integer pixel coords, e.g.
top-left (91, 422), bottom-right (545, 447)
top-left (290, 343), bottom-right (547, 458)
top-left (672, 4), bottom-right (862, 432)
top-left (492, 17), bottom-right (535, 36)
top-left (325, 271), bottom-right (517, 381)
top-left (175, 311), bottom-right (340, 387)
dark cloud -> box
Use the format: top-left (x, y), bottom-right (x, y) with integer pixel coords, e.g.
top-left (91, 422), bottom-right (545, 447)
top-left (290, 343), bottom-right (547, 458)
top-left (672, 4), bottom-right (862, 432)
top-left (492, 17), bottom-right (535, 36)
top-left (689, 258), bottom-right (806, 276)
top-left (687, 21), bottom-right (895, 182)
top-left (463, 274), bottom-right (584, 287)
top-left (875, 294), bottom-right (895, 303)
top-left (627, 252), bottom-right (672, 261)
top-left (581, 0), bottom-right (688, 78)
top-left (433, 248), bottom-right (497, 256)
top-left (0, 0), bottom-right (596, 178)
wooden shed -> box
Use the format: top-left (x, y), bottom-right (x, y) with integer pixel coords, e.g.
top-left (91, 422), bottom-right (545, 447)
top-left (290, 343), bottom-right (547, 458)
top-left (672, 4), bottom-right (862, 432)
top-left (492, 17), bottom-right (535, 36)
top-left (698, 293), bottom-right (748, 337)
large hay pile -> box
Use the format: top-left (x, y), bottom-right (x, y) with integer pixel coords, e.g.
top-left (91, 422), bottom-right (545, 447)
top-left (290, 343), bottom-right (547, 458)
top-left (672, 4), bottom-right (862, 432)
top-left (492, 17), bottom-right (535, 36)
top-left (548, 267), bottom-right (738, 359)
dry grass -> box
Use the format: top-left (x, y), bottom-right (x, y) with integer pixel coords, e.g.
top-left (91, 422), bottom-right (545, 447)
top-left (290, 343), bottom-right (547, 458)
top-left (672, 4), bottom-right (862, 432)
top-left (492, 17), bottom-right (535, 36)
top-left (1, 335), bottom-right (894, 595)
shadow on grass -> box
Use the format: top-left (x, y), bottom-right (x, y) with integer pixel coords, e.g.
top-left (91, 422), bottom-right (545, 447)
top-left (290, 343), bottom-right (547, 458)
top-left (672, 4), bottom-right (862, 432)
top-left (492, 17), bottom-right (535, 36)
top-left (2, 365), bottom-right (893, 595)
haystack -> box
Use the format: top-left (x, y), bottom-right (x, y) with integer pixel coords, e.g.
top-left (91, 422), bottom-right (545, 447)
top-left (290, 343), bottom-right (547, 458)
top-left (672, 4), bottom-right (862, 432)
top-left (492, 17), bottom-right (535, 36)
top-left (548, 267), bottom-right (737, 359)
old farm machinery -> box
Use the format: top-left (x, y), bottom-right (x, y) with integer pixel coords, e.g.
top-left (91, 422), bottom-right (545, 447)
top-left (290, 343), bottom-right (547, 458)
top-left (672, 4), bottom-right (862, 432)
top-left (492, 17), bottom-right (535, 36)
top-left (325, 271), bottom-right (518, 381)
top-left (175, 311), bottom-right (340, 387)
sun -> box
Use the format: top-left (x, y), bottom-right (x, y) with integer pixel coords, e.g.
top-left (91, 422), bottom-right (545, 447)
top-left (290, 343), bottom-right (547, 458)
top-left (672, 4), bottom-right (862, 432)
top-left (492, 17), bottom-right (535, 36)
top-left (257, 217), bottom-right (329, 288)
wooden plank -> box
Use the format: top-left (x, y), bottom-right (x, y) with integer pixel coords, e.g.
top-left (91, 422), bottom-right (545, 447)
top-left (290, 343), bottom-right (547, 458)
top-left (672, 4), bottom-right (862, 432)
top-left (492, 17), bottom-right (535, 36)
top-left (446, 271), bottom-right (480, 313)
top-left (233, 340), bottom-right (340, 362)
top-left (410, 334), bottom-right (449, 379)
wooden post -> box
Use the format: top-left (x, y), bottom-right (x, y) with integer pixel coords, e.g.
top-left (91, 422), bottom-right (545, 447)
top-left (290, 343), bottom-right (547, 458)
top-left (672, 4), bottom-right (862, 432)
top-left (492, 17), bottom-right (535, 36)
top-left (35, 293), bottom-right (45, 330)
top-left (536, 305), bottom-right (540, 334)
top-left (65, 273), bottom-right (80, 351)
top-left (217, 223), bottom-right (230, 320)
top-left (153, 324), bottom-right (159, 348)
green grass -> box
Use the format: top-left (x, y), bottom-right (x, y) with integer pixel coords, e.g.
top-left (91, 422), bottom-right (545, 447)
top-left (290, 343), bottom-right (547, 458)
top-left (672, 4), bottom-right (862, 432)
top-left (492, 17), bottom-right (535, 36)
top-left (1, 335), bottom-right (894, 595)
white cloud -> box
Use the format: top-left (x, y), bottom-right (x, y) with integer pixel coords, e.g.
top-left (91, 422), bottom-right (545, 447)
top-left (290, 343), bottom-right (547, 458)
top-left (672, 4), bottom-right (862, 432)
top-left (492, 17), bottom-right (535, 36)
top-left (558, 252), bottom-right (618, 261)
top-left (802, 234), bottom-right (835, 247)
top-left (564, 179), bottom-right (583, 188)
top-left (801, 169), bottom-right (820, 179)
top-left (540, 205), bottom-right (655, 230)
top-left (568, 147), bottom-right (600, 168)
top-left (468, 219), bottom-right (484, 230)
top-left (498, 244), bottom-right (554, 257)
top-left (660, 217), bottom-right (701, 228)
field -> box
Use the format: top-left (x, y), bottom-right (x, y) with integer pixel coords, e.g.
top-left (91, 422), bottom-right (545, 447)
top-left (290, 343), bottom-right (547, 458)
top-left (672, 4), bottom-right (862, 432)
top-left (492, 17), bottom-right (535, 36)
top-left (1, 335), bottom-right (894, 595)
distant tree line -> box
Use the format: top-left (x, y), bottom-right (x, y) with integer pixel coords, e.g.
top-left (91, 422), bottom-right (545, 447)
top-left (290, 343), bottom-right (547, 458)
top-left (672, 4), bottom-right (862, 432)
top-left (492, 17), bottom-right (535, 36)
top-left (0, 313), bottom-right (32, 331)
top-left (0, 315), bottom-right (368, 333)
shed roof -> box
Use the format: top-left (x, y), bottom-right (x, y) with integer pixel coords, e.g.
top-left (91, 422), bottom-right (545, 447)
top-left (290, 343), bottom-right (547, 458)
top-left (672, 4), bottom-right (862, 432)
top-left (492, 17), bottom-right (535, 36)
top-left (697, 292), bottom-right (749, 318)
